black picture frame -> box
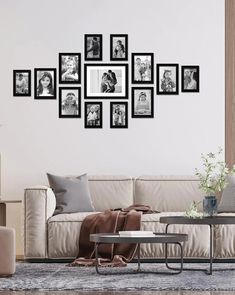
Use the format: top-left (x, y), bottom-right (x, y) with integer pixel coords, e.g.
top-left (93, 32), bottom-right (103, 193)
top-left (34, 68), bottom-right (57, 99)
top-left (84, 102), bottom-right (103, 128)
top-left (59, 87), bottom-right (81, 118)
top-left (181, 65), bottom-right (200, 93)
top-left (84, 34), bottom-right (103, 61)
top-left (131, 53), bottom-right (154, 84)
top-left (110, 102), bottom-right (128, 128)
top-left (84, 63), bottom-right (128, 99)
top-left (13, 70), bottom-right (31, 96)
top-left (110, 34), bottom-right (128, 61)
top-left (156, 64), bottom-right (179, 95)
top-left (59, 53), bottom-right (81, 84)
top-left (132, 87), bottom-right (154, 118)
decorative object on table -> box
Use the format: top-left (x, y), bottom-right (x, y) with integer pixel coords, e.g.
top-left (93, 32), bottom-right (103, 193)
top-left (13, 70), bottom-right (31, 96)
top-left (84, 34), bottom-right (102, 61)
top-left (84, 102), bottom-right (103, 128)
top-left (84, 64), bottom-right (128, 99)
top-left (181, 65), bottom-right (200, 93)
top-left (59, 53), bottom-right (81, 84)
top-left (59, 87), bottom-right (81, 118)
top-left (110, 102), bottom-right (128, 128)
top-left (157, 64), bottom-right (179, 95)
top-left (195, 147), bottom-right (235, 216)
top-left (131, 87), bottom-right (154, 118)
top-left (132, 53), bottom-right (154, 84)
top-left (34, 68), bottom-right (56, 99)
top-left (110, 34), bottom-right (128, 61)
top-left (184, 201), bottom-right (203, 219)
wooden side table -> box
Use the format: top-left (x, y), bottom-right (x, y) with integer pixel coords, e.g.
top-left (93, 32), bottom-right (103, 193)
top-left (0, 200), bottom-right (22, 226)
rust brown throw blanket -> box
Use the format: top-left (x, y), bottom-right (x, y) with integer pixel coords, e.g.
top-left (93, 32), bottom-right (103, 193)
top-left (70, 205), bottom-right (155, 267)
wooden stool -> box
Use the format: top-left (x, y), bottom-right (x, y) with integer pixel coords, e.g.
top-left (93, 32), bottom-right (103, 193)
top-left (0, 226), bottom-right (15, 276)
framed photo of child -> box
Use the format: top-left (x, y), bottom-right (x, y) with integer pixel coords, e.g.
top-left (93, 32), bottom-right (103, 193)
top-left (84, 34), bottom-right (102, 61)
top-left (157, 64), bottom-right (179, 95)
top-left (132, 87), bottom-right (154, 118)
top-left (13, 70), bottom-right (31, 96)
top-left (110, 34), bottom-right (128, 61)
top-left (110, 102), bottom-right (128, 128)
top-left (59, 87), bottom-right (81, 118)
top-left (84, 102), bottom-right (103, 128)
top-left (34, 68), bottom-right (56, 99)
top-left (59, 53), bottom-right (81, 84)
top-left (132, 53), bottom-right (154, 84)
top-left (84, 64), bottom-right (128, 99)
top-left (181, 65), bottom-right (200, 92)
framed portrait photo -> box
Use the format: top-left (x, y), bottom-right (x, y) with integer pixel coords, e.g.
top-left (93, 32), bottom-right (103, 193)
top-left (34, 68), bottom-right (56, 99)
top-left (59, 87), bottom-right (81, 118)
top-left (13, 70), bottom-right (31, 96)
top-left (132, 87), bottom-right (154, 118)
top-left (181, 65), bottom-right (200, 92)
top-left (84, 34), bottom-right (102, 61)
top-left (59, 53), bottom-right (81, 84)
top-left (110, 34), bottom-right (128, 61)
top-left (84, 64), bottom-right (128, 99)
top-left (110, 102), bottom-right (128, 128)
top-left (157, 64), bottom-right (179, 95)
top-left (132, 53), bottom-right (154, 84)
top-left (84, 102), bottom-right (103, 128)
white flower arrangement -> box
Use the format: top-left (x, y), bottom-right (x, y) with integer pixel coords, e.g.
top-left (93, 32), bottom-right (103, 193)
top-left (184, 201), bottom-right (203, 219)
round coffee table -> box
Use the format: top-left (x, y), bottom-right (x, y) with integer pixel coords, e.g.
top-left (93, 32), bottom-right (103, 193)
top-left (90, 232), bottom-right (188, 275)
top-left (160, 215), bottom-right (235, 275)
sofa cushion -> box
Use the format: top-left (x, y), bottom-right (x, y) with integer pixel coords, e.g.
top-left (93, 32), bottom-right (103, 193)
top-left (218, 175), bottom-right (235, 213)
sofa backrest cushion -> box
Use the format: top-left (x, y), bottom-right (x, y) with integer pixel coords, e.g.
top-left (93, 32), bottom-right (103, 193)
top-left (88, 175), bottom-right (133, 211)
top-left (134, 176), bottom-right (204, 212)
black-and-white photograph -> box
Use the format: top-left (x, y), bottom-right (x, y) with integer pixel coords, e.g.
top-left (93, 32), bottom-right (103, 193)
top-left (157, 64), bottom-right (179, 95)
top-left (84, 34), bottom-right (102, 61)
top-left (132, 87), bottom-right (154, 118)
top-left (59, 53), bottom-right (81, 84)
top-left (34, 68), bottom-right (56, 99)
top-left (13, 70), bottom-right (31, 96)
top-left (132, 53), bottom-right (154, 84)
top-left (110, 102), bottom-right (128, 128)
top-left (59, 87), bottom-right (81, 118)
top-left (181, 65), bottom-right (200, 92)
top-left (84, 102), bottom-right (102, 128)
top-left (110, 34), bottom-right (128, 61)
top-left (84, 64), bottom-right (128, 99)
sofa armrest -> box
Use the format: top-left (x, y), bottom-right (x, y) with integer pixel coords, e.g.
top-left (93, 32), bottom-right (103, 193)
top-left (24, 186), bottom-right (56, 259)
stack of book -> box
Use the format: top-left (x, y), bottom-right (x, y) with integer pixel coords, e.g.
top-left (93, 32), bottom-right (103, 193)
top-left (119, 230), bottom-right (155, 236)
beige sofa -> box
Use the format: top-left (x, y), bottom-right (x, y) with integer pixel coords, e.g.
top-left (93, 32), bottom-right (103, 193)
top-left (24, 175), bottom-right (235, 260)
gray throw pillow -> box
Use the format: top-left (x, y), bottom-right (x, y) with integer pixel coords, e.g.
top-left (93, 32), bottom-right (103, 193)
top-left (47, 173), bottom-right (95, 215)
top-left (218, 175), bottom-right (235, 213)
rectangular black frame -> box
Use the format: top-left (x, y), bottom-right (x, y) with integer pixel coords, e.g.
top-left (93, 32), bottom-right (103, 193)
top-left (59, 87), bottom-right (81, 118)
top-left (181, 65), bottom-right (200, 93)
top-left (131, 87), bottom-right (154, 118)
top-left (59, 53), bottom-right (81, 84)
top-left (84, 101), bottom-right (103, 129)
top-left (156, 64), bottom-right (179, 95)
top-left (110, 101), bottom-right (128, 128)
top-left (110, 34), bottom-right (128, 61)
top-left (84, 34), bottom-right (103, 61)
top-left (13, 70), bottom-right (31, 96)
top-left (84, 63), bottom-right (129, 99)
top-left (34, 68), bottom-right (57, 99)
top-left (131, 53), bottom-right (154, 84)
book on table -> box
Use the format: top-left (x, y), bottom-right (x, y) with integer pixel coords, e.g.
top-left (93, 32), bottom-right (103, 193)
top-left (119, 230), bottom-right (154, 236)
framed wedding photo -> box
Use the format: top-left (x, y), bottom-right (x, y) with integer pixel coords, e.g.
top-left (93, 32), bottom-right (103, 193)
top-left (34, 68), bottom-right (56, 99)
top-left (110, 102), bottom-right (128, 128)
top-left (132, 53), bottom-right (154, 84)
top-left (110, 34), bottom-right (128, 61)
top-left (181, 65), bottom-right (200, 92)
top-left (13, 70), bottom-right (31, 96)
top-left (59, 87), bottom-right (81, 118)
top-left (84, 102), bottom-right (103, 128)
top-left (84, 64), bottom-right (128, 99)
top-left (157, 64), bottom-right (179, 95)
top-left (59, 53), bottom-right (81, 84)
top-left (132, 87), bottom-right (154, 118)
top-left (84, 34), bottom-right (102, 61)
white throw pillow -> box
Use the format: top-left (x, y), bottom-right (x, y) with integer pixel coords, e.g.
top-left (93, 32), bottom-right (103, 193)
top-left (218, 175), bottom-right (235, 213)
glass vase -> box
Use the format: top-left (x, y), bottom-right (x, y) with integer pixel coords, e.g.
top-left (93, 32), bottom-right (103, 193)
top-left (203, 196), bottom-right (218, 217)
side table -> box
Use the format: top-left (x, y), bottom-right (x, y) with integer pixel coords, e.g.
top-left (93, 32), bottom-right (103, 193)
top-left (0, 200), bottom-right (22, 226)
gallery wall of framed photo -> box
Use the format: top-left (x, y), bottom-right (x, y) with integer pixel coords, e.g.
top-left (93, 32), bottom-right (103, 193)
top-left (13, 34), bottom-right (200, 129)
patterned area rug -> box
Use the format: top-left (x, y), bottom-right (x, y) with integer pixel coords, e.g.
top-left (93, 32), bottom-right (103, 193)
top-left (1, 262), bottom-right (235, 291)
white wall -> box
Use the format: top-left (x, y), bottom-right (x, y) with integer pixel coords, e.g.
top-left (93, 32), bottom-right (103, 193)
top-left (0, 0), bottom-right (224, 254)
